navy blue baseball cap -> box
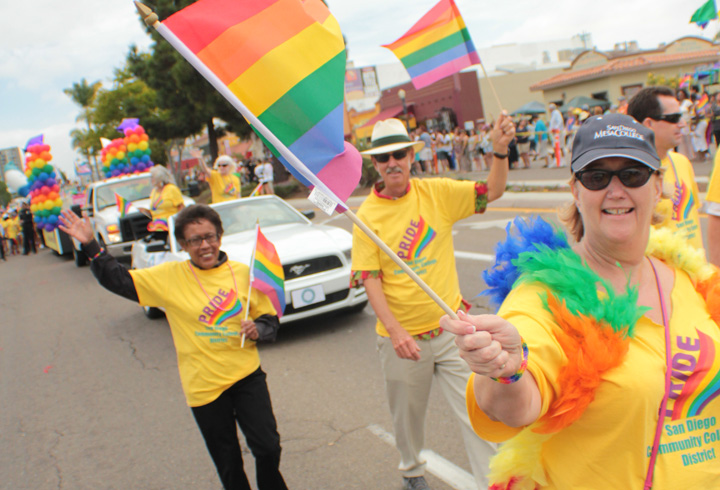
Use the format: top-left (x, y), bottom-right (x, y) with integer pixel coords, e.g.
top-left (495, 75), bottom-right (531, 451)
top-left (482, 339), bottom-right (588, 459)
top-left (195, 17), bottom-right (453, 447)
top-left (571, 114), bottom-right (660, 173)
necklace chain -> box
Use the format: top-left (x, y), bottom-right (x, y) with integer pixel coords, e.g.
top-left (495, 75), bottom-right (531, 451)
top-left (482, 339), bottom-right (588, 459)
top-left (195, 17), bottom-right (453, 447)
top-left (187, 260), bottom-right (238, 312)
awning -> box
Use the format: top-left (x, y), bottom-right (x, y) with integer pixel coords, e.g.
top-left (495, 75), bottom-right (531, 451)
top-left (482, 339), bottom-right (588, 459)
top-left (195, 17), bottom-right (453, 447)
top-left (358, 106), bottom-right (404, 130)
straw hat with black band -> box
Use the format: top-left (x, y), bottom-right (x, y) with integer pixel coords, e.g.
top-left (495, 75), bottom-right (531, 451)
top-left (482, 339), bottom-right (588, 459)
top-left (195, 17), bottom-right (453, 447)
top-left (361, 119), bottom-right (425, 156)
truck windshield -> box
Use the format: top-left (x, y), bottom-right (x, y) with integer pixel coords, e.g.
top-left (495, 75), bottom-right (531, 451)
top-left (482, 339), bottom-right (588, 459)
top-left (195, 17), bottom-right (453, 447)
top-left (95, 177), bottom-right (153, 210)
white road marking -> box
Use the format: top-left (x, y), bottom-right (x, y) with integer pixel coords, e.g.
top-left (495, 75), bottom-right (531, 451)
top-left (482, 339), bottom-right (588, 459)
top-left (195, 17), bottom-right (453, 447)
top-left (366, 424), bottom-right (476, 490)
top-left (454, 251), bottom-right (494, 262)
top-left (463, 218), bottom-right (513, 230)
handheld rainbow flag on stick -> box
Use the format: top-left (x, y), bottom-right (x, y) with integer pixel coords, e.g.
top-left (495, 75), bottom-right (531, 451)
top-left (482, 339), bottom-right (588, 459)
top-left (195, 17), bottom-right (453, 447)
top-left (135, 0), bottom-right (461, 321)
top-left (248, 182), bottom-right (263, 198)
top-left (114, 192), bottom-right (132, 218)
top-left (382, 0), bottom-right (502, 109)
top-left (135, 0), bottom-right (361, 210)
top-left (383, 0), bottom-right (480, 90)
top-left (697, 92), bottom-right (710, 110)
top-left (242, 224), bottom-right (285, 346)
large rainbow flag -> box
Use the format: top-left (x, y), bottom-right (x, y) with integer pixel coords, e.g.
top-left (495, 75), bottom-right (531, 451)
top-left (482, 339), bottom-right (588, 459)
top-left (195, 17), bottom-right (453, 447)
top-left (250, 226), bottom-right (286, 317)
top-left (161, 0), bottom-right (361, 204)
top-left (383, 0), bottom-right (480, 90)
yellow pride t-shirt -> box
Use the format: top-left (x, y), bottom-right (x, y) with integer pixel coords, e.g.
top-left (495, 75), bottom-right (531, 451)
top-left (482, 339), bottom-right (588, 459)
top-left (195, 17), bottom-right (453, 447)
top-left (654, 152), bottom-right (703, 252)
top-left (467, 266), bottom-right (720, 488)
top-left (208, 170), bottom-right (241, 203)
top-left (130, 260), bottom-right (276, 407)
top-left (352, 178), bottom-right (478, 336)
top-left (150, 184), bottom-right (184, 222)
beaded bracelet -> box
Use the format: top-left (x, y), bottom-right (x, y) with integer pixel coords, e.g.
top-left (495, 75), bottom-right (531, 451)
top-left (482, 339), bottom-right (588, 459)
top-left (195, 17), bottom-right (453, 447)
top-left (490, 338), bottom-right (529, 384)
top-left (89, 247), bottom-right (105, 261)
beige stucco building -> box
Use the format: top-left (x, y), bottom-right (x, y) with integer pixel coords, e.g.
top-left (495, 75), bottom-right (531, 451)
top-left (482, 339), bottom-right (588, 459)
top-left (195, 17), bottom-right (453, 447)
top-left (531, 36), bottom-right (720, 106)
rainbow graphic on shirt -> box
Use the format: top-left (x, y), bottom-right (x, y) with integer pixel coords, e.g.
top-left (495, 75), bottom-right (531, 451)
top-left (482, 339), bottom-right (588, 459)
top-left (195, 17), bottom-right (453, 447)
top-left (151, 192), bottom-right (164, 211)
top-left (223, 182), bottom-right (237, 197)
top-left (671, 180), bottom-right (695, 222)
top-left (670, 330), bottom-right (720, 420)
top-left (206, 289), bottom-right (243, 326)
top-left (407, 216), bottom-right (436, 259)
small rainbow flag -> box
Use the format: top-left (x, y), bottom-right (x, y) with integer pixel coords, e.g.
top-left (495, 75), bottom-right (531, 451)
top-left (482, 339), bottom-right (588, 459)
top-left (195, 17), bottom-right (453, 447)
top-left (382, 0), bottom-right (480, 90)
top-left (697, 92), bottom-right (709, 110)
top-left (248, 182), bottom-right (263, 197)
top-left (679, 74), bottom-right (692, 88)
top-left (115, 192), bottom-right (132, 218)
top-left (249, 225), bottom-right (285, 316)
top-left (162, 0), bottom-right (361, 204)
top-left (147, 218), bottom-right (168, 232)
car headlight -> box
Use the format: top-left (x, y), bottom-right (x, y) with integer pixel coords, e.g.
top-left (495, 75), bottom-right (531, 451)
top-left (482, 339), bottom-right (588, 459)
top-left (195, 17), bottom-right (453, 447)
top-left (106, 224), bottom-right (121, 243)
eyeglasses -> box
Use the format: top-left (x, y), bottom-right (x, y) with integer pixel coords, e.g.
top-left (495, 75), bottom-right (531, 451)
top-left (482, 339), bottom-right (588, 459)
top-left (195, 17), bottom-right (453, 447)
top-left (650, 112), bottom-right (682, 124)
top-left (575, 166), bottom-right (655, 191)
top-left (217, 163), bottom-right (229, 167)
top-left (183, 233), bottom-right (220, 247)
top-left (374, 149), bottom-right (408, 163)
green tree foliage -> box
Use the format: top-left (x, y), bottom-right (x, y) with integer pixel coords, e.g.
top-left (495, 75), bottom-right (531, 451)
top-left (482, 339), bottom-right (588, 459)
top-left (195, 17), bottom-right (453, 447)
top-left (647, 73), bottom-right (679, 88)
top-left (64, 78), bottom-right (103, 179)
top-left (0, 181), bottom-right (11, 207)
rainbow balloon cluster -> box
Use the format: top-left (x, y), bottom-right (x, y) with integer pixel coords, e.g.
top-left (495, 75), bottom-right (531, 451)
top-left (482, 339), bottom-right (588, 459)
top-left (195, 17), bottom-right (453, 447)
top-left (25, 140), bottom-right (62, 231)
top-left (100, 138), bottom-right (130, 178)
top-left (99, 118), bottom-right (155, 178)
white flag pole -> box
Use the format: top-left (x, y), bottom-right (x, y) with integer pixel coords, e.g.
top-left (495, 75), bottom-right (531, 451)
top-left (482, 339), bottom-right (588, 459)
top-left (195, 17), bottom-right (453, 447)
top-left (134, 2), bottom-right (458, 320)
top-left (241, 222), bottom-right (260, 348)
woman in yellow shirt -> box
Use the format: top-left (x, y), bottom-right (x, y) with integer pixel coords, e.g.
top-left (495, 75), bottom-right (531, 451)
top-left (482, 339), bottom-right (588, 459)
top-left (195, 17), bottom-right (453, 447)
top-left (199, 155), bottom-right (241, 203)
top-left (138, 166), bottom-right (185, 238)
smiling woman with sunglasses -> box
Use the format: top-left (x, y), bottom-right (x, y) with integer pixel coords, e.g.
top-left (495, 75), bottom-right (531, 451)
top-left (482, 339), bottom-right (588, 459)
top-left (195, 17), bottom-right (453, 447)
top-left (440, 114), bottom-right (720, 489)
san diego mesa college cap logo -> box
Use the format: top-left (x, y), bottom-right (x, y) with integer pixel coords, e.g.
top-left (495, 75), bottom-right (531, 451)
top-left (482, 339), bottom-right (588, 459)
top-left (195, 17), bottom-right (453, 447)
top-left (594, 124), bottom-right (645, 141)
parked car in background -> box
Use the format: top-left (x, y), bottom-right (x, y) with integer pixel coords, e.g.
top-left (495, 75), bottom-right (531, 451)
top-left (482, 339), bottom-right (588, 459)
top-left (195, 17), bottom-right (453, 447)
top-left (131, 195), bottom-right (368, 324)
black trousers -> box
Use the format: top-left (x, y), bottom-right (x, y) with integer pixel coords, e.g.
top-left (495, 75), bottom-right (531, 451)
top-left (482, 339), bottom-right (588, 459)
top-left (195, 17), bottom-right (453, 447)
top-left (22, 227), bottom-right (36, 254)
top-left (191, 367), bottom-right (288, 490)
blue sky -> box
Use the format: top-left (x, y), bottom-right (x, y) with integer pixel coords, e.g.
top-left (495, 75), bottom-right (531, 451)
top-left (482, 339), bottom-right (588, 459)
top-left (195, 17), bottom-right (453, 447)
top-left (0, 0), bottom-right (714, 177)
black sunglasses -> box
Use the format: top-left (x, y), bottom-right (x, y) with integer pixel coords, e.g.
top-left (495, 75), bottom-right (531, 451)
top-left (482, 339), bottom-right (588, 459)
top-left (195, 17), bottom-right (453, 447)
top-left (575, 166), bottom-right (655, 191)
top-left (374, 149), bottom-right (409, 163)
top-left (651, 112), bottom-right (682, 124)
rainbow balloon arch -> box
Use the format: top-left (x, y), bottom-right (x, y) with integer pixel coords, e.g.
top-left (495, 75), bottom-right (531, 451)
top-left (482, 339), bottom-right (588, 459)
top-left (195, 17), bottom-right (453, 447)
top-left (100, 118), bottom-right (155, 178)
top-left (24, 135), bottom-right (62, 232)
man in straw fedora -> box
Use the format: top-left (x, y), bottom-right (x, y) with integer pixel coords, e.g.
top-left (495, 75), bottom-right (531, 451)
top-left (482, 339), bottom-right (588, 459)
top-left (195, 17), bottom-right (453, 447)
top-left (351, 115), bottom-right (514, 490)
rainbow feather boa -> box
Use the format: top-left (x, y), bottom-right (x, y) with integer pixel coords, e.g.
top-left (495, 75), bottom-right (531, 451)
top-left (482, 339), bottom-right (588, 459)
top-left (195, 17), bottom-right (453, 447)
top-left (480, 217), bottom-right (720, 490)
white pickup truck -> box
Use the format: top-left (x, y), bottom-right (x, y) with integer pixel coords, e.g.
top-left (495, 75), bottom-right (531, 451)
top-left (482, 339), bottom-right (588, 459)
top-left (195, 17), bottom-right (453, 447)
top-left (71, 172), bottom-right (194, 266)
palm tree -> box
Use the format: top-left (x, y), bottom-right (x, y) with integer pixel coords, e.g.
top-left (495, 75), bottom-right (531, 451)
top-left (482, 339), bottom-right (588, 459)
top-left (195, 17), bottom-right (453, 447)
top-left (64, 79), bottom-right (103, 180)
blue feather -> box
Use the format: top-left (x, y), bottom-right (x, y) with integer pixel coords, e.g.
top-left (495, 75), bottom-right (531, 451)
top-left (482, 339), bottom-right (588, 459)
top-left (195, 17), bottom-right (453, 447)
top-left (481, 216), bottom-right (569, 309)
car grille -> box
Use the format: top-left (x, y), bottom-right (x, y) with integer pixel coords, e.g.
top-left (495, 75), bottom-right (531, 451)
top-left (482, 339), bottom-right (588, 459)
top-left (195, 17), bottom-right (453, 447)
top-left (283, 289), bottom-right (350, 316)
top-left (119, 213), bottom-right (152, 242)
top-left (283, 255), bottom-right (343, 280)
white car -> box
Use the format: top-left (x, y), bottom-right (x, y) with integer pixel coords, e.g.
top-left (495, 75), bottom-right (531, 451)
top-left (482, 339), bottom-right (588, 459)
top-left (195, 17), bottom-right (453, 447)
top-left (131, 195), bottom-right (368, 324)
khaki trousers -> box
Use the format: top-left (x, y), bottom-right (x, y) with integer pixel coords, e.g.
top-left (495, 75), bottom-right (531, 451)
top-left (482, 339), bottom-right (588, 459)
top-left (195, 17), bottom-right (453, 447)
top-left (377, 331), bottom-right (496, 488)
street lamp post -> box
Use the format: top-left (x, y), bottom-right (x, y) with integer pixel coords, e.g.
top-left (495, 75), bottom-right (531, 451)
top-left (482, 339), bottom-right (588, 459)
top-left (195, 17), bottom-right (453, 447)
top-left (398, 89), bottom-right (409, 131)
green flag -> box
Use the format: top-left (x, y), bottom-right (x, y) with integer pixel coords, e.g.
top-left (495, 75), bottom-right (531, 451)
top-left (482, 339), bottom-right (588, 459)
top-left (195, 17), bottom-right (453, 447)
top-left (691, 0), bottom-right (718, 27)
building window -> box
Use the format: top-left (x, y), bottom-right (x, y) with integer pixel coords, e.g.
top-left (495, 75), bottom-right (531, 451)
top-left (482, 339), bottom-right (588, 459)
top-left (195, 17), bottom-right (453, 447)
top-left (592, 91), bottom-right (608, 101)
top-left (622, 84), bottom-right (643, 99)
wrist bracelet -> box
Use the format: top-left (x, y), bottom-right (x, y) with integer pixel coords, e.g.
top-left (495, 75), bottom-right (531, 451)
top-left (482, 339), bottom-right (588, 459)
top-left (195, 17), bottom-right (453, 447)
top-left (490, 338), bottom-right (529, 384)
top-left (493, 151), bottom-right (508, 159)
top-left (89, 247), bottom-right (105, 261)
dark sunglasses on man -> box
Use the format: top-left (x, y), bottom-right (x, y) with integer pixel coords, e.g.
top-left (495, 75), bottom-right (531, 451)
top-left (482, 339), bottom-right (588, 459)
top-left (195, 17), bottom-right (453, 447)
top-left (650, 112), bottom-right (682, 124)
top-left (374, 149), bottom-right (409, 163)
top-left (574, 166), bottom-right (656, 191)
